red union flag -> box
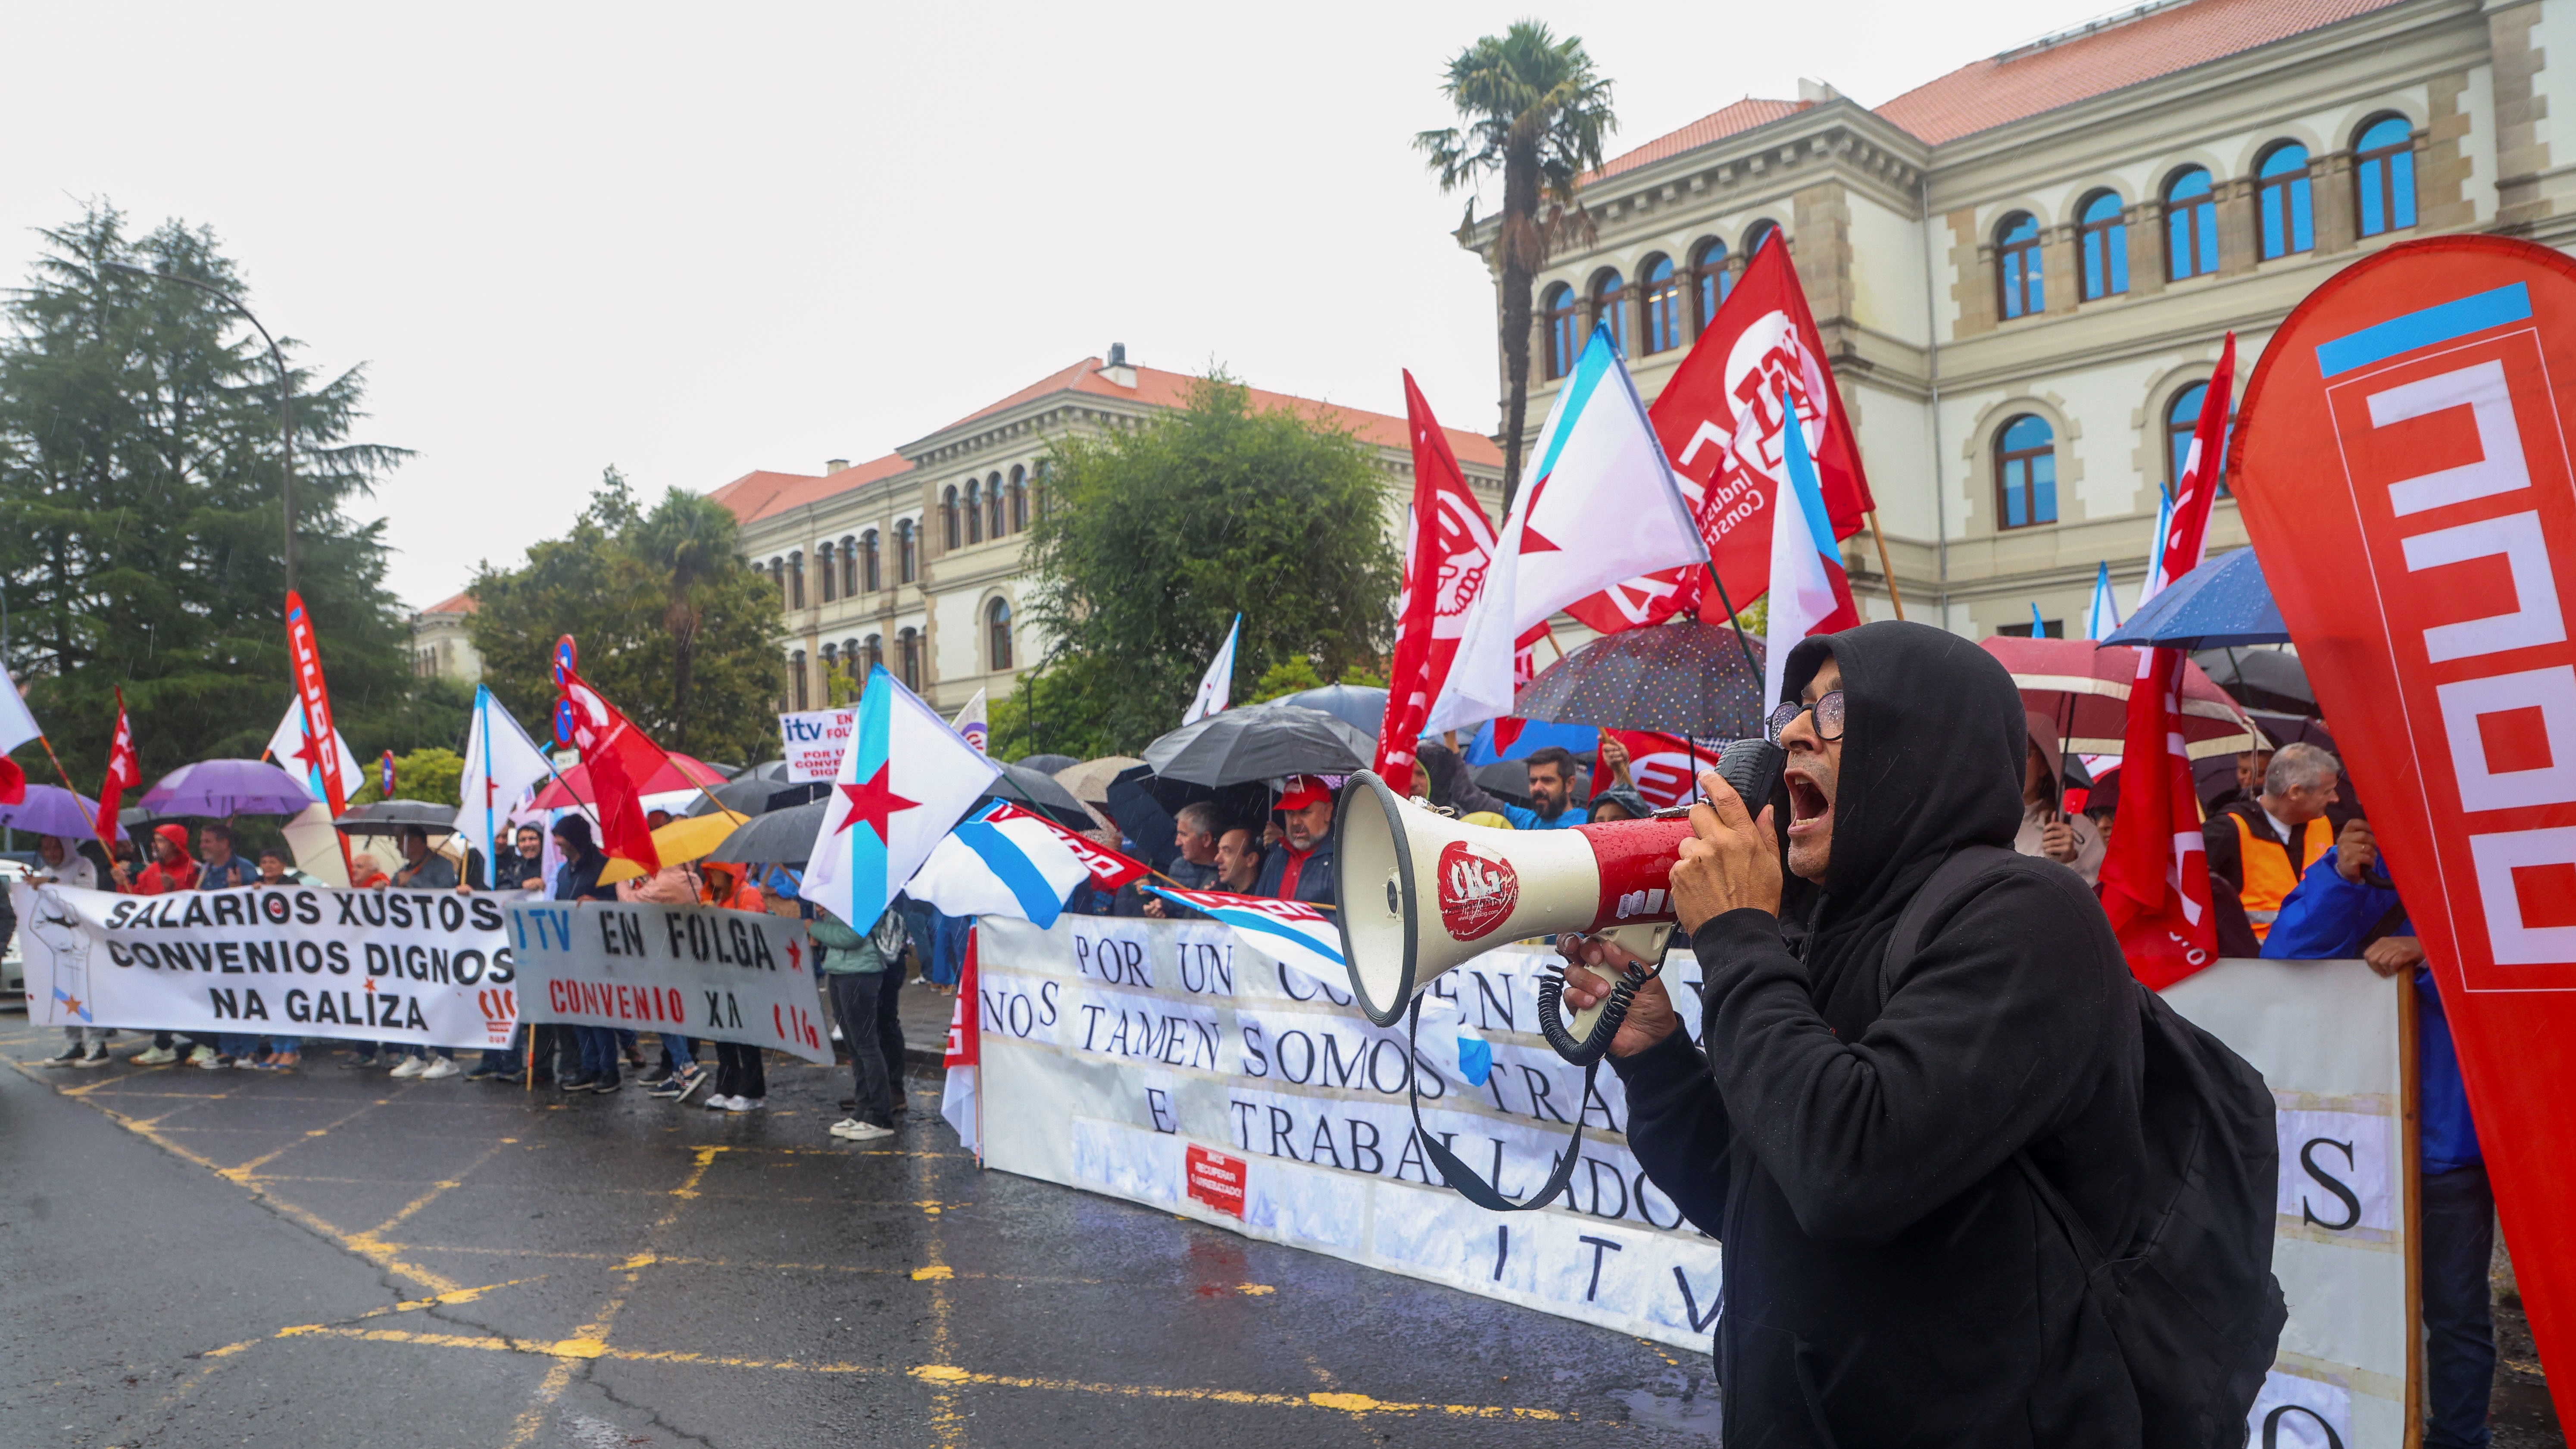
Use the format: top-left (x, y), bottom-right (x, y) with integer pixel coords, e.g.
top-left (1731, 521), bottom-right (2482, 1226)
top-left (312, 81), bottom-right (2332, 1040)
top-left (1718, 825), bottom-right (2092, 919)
top-left (2233, 236), bottom-right (2576, 1417)
top-left (1375, 372), bottom-right (1499, 791)
top-left (1564, 234), bottom-right (1876, 634)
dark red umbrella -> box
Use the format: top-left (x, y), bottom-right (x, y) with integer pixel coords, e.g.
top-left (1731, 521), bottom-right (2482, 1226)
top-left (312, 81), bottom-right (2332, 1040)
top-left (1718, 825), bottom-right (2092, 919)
top-left (1979, 637), bottom-right (2261, 760)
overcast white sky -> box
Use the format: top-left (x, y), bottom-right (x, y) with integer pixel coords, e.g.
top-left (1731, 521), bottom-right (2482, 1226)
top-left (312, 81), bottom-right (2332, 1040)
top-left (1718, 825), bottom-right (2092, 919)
top-left (4, 0), bottom-right (2123, 609)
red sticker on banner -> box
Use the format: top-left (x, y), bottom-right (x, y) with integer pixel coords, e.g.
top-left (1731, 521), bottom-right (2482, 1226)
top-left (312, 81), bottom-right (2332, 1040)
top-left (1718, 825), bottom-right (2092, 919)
top-left (1435, 839), bottom-right (1520, 941)
top-left (2233, 235), bottom-right (2576, 1418)
top-left (1186, 1145), bottom-right (1245, 1218)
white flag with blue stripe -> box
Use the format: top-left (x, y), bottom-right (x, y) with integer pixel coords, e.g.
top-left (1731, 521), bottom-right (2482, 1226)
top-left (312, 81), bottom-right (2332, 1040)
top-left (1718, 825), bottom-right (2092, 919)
top-left (1145, 886), bottom-right (1342, 994)
top-left (2084, 561), bottom-right (2123, 641)
top-left (906, 801), bottom-right (1093, 927)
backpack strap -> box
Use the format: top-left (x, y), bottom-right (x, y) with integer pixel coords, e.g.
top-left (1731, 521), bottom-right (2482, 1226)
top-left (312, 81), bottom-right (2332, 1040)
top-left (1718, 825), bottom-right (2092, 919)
top-left (1877, 844), bottom-right (2024, 1006)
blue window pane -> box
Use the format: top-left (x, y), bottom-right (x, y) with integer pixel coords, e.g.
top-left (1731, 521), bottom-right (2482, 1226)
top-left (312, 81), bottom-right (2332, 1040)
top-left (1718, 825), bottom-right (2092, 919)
top-left (2195, 205), bottom-right (2219, 274)
top-left (2001, 214), bottom-right (2039, 244)
top-left (2392, 149), bottom-right (2416, 228)
top-left (2259, 145), bottom-right (2313, 259)
top-left (2259, 144), bottom-right (2309, 178)
top-left (2002, 414), bottom-right (2053, 452)
top-left (2359, 164), bottom-right (2386, 237)
top-left (2005, 461), bottom-right (2028, 528)
top-left (2167, 168), bottom-right (2213, 201)
top-left (1646, 256), bottom-right (1674, 283)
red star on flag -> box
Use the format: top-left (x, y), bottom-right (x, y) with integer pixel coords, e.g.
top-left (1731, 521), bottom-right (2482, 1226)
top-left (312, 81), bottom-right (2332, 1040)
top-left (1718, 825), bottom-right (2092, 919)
top-left (833, 765), bottom-right (921, 845)
top-left (289, 729), bottom-right (327, 775)
top-left (785, 937), bottom-right (804, 973)
top-left (1517, 474), bottom-right (1563, 554)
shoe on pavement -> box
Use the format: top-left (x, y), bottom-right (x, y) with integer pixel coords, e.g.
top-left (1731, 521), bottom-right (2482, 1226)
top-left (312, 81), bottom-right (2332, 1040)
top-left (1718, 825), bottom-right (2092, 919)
top-left (830, 1118), bottom-right (893, 1141)
top-left (201, 1053), bottom-right (236, 1070)
top-left (673, 1070), bottom-right (712, 1105)
top-left (75, 1046), bottom-right (114, 1069)
top-left (703, 1093), bottom-right (738, 1112)
top-left (133, 1046), bottom-right (178, 1066)
top-left (638, 1065), bottom-right (673, 1087)
top-left (420, 1057), bottom-right (462, 1081)
top-left (590, 1076), bottom-right (622, 1094)
top-left (341, 1055), bottom-right (378, 1070)
top-left (722, 1096), bottom-right (763, 1113)
top-left (39, 1046), bottom-right (84, 1067)
top-left (463, 1062), bottom-right (500, 1081)
top-left (827, 1117), bottom-right (865, 1138)
top-left (187, 1045), bottom-right (217, 1066)
top-left (560, 1072), bottom-right (599, 1092)
top-left (389, 1056), bottom-right (428, 1079)
top-left (645, 1077), bottom-right (686, 1099)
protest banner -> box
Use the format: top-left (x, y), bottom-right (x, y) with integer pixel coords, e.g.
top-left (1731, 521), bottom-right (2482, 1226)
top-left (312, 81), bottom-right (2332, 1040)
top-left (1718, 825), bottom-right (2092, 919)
top-left (975, 915), bottom-right (2417, 1427)
top-left (2233, 234), bottom-right (2576, 1415)
top-left (778, 708), bottom-right (854, 782)
top-left (16, 882), bottom-right (518, 1050)
top-left (505, 900), bottom-right (835, 1064)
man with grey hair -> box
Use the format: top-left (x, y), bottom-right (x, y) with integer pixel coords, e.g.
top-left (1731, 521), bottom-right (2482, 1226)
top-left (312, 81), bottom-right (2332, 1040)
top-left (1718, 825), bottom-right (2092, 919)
top-left (2205, 740), bottom-right (2344, 956)
top-left (1140, 800), bottom-right (1224, 918)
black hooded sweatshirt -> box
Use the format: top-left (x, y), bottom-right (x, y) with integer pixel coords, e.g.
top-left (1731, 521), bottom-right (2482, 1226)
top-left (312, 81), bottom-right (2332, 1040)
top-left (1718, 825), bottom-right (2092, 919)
top-left (1614, 621), bottom-right (2147, 1447)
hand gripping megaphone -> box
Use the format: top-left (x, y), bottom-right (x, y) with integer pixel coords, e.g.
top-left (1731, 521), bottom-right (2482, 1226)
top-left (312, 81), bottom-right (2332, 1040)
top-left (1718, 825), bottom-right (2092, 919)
top-left (1333, 738), bottom-right (1787, 1067)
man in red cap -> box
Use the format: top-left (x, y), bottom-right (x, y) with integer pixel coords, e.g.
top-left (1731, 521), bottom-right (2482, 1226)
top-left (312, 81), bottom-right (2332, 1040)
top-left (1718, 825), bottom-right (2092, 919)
top-left (1253, 775), bottom-right (1337, 906)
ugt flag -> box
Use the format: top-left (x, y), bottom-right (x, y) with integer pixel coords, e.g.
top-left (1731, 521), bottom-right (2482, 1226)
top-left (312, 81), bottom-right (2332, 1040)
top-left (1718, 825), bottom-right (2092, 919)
top-left (1428, 331), bottom-right (1706, 732)
top-left (1374, 371), bottom-right (1501, 793)
top-left (805, 665), bottom-right (999, 933)
top-left (1564, 231), bottom-right (1877, 634)
top-left (1762, 385), bottom-right (1861, 707)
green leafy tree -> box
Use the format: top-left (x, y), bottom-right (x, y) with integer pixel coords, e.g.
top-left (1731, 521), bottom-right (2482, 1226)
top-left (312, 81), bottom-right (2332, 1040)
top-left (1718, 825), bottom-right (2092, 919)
top-left (0, 205), bottom-right (431, 785)
top-left (1418, 23), bottom-right (1617, 508)
top-left (1017, 373), bottom-right (1399, 754)
top-left (469, 469), bottom-right (781, 765)
top-left (348, 746), bottom-right (464, 806)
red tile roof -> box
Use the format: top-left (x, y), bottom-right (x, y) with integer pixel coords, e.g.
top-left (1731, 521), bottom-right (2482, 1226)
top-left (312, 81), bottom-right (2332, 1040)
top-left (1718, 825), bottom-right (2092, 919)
top-left (420, 591), bottom-right (476, 615)
top-left (1592, 98), bottom-right (1811, 181)
top-left (1876, 0), bottom-right (2414, 144)
top-left (709, 456), bottom-right (912, 526)
top-left (927, 358), bottom-right (1508, 468)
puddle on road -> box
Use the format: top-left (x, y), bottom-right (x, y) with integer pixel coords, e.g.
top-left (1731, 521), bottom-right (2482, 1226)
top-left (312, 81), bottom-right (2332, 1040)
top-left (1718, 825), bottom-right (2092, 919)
top-left (1617, 1378), bottom-right (1721, 1437)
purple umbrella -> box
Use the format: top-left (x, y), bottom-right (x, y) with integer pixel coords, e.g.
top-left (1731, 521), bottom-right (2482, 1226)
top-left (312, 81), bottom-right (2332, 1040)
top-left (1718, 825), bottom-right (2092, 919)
top-left (137, 759), bottom-right (314, 817)
top-left (0, 784), bottom-right (123, 841)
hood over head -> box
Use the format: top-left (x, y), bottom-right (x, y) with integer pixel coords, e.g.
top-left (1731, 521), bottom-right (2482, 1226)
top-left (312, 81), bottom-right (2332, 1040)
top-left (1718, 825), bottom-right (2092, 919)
top-left (1781, 621), bottom-right (2027, 915)
top-left (153, 822), bottom-right (196, 865)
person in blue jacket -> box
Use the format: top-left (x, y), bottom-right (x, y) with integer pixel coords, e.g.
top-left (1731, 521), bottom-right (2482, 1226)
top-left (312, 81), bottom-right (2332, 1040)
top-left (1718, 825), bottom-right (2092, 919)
top-left (1415, 741), bottom-right (1587, 830)
top-left (2266, 815), bottom-right (2492, 1449)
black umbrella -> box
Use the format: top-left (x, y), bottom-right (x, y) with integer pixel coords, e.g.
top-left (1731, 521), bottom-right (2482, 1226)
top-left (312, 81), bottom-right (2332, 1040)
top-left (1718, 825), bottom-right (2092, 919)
top-left (705, 801), bottom-right (828, 866)
top-left (687, 776), bottom-right (830, 818)
top-left (1104, 764), bottom-right (1181, 871)
top-left (985, 763), bottom-right (1095, 832)
top-left (1141, 704), bottom-right (1374, 788)
top-left (333, 800), bottom-right (459, 837)
top-left (2192, 647), bottom-right (2315, 717)
top-left (1514, 619), bottom-right (1769, 738)
top-left (1012, 752), bottom-right (1079, 776)
top-left (1272, 684), bottom-right (1387, 737)
top-left (746, 759), bottom-right (792, 781)
top-left (700, 761), bottom-right (745, 780)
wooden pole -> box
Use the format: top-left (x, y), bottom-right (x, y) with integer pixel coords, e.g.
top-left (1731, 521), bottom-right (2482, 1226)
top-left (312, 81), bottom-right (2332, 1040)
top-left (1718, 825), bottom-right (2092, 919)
top-left (1865, 511), bottom-right (1907, 621)
top-left (34, 735), bottom-right (99, 837)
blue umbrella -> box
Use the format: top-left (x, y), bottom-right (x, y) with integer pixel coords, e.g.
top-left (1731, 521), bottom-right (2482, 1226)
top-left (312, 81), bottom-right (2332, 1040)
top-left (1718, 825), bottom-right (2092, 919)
top-left (2099, 547), bottom-right (2288, 650)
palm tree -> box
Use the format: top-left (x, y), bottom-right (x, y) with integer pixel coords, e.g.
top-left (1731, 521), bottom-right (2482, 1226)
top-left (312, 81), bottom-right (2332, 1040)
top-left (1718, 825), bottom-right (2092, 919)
top-left (1417, 23), bottom-right (1616, 509)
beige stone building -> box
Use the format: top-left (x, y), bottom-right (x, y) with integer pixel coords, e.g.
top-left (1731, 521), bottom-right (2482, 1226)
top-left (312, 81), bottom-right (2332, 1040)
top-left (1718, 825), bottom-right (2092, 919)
top-left (409, 591), bottom-right (483, 684)
top-left (1474, 0), bottom-right (2576, 635)
top-left (717, 350), bottom-right (1505, 713)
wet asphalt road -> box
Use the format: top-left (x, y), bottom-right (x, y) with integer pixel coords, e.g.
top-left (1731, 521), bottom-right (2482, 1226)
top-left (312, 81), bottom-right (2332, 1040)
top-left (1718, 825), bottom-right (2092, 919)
top-left (0, 1012), bottom-right (1721, 1448)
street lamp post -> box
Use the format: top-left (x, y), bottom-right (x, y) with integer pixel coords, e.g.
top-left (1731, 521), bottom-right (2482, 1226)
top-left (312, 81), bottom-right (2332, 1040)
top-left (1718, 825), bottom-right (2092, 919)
top-left (97, 259), bottom-right (297, 595)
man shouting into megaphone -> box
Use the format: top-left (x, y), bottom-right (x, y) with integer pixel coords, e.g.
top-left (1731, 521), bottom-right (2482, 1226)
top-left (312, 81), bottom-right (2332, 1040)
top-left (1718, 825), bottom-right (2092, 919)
top-left (1558, 621), bottom-right (2269, 1447)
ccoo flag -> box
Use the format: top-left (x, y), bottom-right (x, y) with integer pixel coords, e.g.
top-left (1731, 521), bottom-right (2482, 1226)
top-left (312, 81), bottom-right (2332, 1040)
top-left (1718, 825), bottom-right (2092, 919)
top-left (804, 665), bottom-right (999, 934)
top-left (1428, 330), bottom-right (1706, 732)
top-left (1761, 385), bottom-right (1861, 707)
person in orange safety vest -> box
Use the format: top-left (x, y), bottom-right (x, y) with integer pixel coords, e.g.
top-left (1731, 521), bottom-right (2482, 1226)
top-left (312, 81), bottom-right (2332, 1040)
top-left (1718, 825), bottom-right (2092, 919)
top-left (2203, 741), bottom-right (2342, 957)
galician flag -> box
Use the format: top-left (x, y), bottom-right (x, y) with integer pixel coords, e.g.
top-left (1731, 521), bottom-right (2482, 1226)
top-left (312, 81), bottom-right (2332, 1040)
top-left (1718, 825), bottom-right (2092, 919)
top-left (906, 800), bottom-right (1095, 928)
top-left (2134, 487), bottom-right (2179, 611)
top-left (455, 687), bottom-right (556, 887)
top-left (2084, 561), bottom-right (2123, 641)
top-left (804, 665), bottom-right (999, 933)
top-left (1429, 329), bottom-right (1707, 732)
top-left (952, 688), bottom-right (990, 755)
top-left (1761, 385), bottom-right (1861, 708)
top-left (1183, 615), bottom-right (1240, 726)
top-left (263, 696), bottom-right (363, 807)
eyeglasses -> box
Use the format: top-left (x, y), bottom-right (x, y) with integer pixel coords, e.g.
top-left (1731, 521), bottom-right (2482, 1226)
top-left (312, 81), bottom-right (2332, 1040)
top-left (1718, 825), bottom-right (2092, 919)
top-left (1764, 690), bottom-right (1846, 744)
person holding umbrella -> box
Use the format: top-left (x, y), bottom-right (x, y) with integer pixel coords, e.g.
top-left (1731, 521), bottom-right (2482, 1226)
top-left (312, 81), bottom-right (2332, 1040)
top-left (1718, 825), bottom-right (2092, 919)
top-left (2014, 714), bottom-right (2104, 884)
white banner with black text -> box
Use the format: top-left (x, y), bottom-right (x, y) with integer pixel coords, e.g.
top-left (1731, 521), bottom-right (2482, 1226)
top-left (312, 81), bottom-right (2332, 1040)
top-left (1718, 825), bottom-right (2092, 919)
top-left (504, 900), bottom-right (836, 1065)
top-left (14, 882), bottom-right (520, 1049)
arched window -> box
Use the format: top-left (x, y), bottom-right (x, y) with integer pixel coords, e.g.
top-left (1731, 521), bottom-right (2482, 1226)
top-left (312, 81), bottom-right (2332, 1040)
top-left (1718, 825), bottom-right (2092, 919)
top-left (1744, 219), bottom-right (1781, 257)
top-left (1008, 465), bottom-right (1028, 533)
top-left (842, 637), bottom-right (859, 666)
top-left (896, 628), bottom-right (921, 691)
top-left (840, 537), bottom-right (857, 597)
top-left (1995, 212), bottom-right (2043, 320)
top-left (792, 650), bottom-right (809, 711)
top-left (2354, 116), bottom-right (2417, 237)
top-left (2078, 191), bottom-right (2128, 301)
top-left (2163, 168), bottom-right (2219, 281)
top-left (1640, 255), bottom-right (1682, 355)
top-left (2257, 143), bottom-right (2314, 259)
top-left (1589, 270), bottom-right (1628, 354)
top-left (986, 472), bottom-right (1005, 540)
top-left (817, 542), bottom-right (836, 603)
top-left (963, 480), bottom-right (983, 544)
top-left (942, 487), bottom-right (961, 549)
top-left (898, 520), bottom-right (917, 583)
top-left (1995, 415), bottom-right (2058, 530)
top-left (1541, 283), bottom-right (1578, 381)
top-left (987, 598), bottom-right (1013, 671)
top-left (858, 530), bottom-right (878, 592)
top-left (2164, 381), bottom-right (2236, 499)
top-left (863, 634), bottom-right (884, 675)
top-left (821, 641), bottom-right (838, 674)
top-left (1689, 239), bottom-right (1730, 333)
top-left (768, 557), bottom-right (785, 600)
top-left (787, 551), bottom-right (805, 609)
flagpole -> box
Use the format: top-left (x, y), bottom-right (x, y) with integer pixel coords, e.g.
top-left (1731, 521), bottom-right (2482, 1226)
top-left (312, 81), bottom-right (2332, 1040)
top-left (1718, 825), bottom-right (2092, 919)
top-left (1864, 512), bottom-right (1907, 620)
top-left (35, 736), bottom-right (98, 836)
top-left (1699, 562), bottom-right (1767, 708)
